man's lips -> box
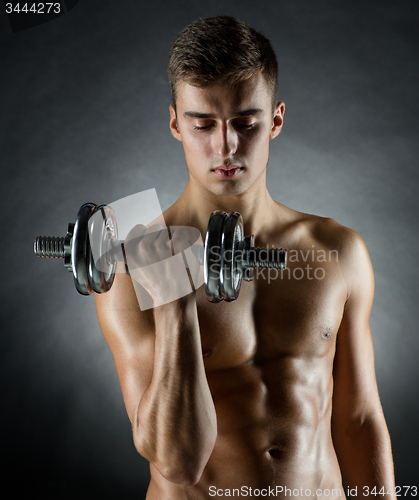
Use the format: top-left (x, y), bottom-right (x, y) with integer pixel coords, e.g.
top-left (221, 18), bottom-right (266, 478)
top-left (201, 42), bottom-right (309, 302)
top-left (214, 164), bottom-right (242, 170)
top-left (212, 165), bottom-right (244, 178)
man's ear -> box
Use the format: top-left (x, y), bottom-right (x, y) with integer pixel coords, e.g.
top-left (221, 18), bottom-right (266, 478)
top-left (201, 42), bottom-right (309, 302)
top-left (169, 105), bottom-right (182, 142)
top-left (270, 101), bottom-right (285, 140)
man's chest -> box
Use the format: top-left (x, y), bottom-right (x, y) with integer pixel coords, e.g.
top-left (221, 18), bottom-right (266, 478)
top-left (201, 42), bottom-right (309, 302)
top-left (196, 255), bottom-right (347, 370)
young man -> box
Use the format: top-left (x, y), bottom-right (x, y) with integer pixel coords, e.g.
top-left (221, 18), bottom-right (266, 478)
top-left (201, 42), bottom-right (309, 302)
top-left (95, 16), bottom-right (396, 499)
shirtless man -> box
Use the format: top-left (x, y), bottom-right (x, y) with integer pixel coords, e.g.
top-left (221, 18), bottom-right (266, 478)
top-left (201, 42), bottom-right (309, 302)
top-left (95, 16), bottom-right (396, 499)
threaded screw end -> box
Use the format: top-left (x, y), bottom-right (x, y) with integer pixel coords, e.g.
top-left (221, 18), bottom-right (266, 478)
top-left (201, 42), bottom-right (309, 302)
top-left (34, 236), bottom-right (66, 258)
top-left (247, 247), bottom-right (287, 270)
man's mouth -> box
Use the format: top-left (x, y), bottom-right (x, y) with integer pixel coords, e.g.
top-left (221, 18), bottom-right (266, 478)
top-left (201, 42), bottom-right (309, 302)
top-left (212, 165), bottom-right (244, 179)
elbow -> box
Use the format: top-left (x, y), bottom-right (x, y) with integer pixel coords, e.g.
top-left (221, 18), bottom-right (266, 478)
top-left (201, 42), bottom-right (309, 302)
top-left (156, 462), bottom-right (204, 486)
top-left (146, 451), bottom-right (207, 486)
top-left (153, 443), bottom-right (212, 486)
top-left (333, 408), bottom-right (389, 447)
top-left (133, 430), bottom-right (212, 486)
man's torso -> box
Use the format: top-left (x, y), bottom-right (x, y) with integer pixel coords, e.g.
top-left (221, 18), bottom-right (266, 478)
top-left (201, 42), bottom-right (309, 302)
top-left (146, 203), bottom-right (349, 499)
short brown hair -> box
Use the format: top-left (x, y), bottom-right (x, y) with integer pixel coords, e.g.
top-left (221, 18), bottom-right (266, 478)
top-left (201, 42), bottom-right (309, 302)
top-left (168, 16), bottom-right (278, 111)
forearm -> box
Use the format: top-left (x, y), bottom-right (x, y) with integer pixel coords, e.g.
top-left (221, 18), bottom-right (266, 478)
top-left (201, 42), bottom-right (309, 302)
top-left (133, 294), bottom-right (217, 485)
top-left (333, 412), bottom-right (396, 499)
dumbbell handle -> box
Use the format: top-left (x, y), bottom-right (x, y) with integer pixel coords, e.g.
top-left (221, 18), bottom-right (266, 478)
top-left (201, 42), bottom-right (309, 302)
top-left (34, 234), bottom-right (286, 271)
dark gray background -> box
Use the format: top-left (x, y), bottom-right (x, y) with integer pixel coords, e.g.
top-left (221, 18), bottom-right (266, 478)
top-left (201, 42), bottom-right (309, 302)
top-left (1, 0), bottom-right (418, 498)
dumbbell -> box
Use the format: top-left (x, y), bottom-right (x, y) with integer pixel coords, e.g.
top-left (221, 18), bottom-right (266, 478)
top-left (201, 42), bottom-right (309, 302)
top-left (34, 203), bottom-right (287, 302)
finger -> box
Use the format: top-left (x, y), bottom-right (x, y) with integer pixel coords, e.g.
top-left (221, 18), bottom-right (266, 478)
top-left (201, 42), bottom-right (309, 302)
top-left (126, 224), bottom-right (147, 242)
top-left (171, 226), bottom-right (202, 254)
top-left (145, 223), bottom-right (166, 235)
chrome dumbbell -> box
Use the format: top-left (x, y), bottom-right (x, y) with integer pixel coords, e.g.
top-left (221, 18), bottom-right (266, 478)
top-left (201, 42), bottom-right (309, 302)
top-left (34, 203), bottom-right (287, 302)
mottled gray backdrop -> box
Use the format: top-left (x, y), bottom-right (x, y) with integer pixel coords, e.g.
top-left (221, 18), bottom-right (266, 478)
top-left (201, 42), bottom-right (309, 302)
top-left (1, 0), bottom-right (418, 497)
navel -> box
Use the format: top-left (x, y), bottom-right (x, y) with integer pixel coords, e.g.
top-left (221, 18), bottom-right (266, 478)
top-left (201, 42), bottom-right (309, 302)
top-left (202, 348), bottom-right (213, 358)
top-left (266, 447), bottom-right (283, 459)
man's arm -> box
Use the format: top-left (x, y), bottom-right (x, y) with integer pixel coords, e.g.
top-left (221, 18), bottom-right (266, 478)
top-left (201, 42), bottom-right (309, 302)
top-left (331, 229), bottom-right (396, 499)
top-left (95, 263), bottom-right (217, 486)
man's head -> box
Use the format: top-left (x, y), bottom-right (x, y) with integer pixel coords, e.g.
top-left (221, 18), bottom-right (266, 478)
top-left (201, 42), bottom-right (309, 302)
top-left (168, 16), bottom-right (284, 201)
top-left (168, 16), bottom-right (278, 113)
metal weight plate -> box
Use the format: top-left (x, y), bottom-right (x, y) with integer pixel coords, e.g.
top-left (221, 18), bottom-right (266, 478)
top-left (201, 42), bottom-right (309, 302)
top-left (87, 205), bottom-right (118, 293)
top-left (220, 212), bottom-right (244, 301)
top-left (86, 206), bottom-right (103, 294)
top-left (72, 203), bottom-right (97, 295)
top-left (204, 211), bottom-right (227, 302)
top-left (87, 243), bottom-right (102, 293)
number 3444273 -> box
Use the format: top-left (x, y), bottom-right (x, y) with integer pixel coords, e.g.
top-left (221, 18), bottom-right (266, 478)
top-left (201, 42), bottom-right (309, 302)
top-left (362, 486), bottom-right (417, 496)
top-left (5, 3), bottom-right (61, 14)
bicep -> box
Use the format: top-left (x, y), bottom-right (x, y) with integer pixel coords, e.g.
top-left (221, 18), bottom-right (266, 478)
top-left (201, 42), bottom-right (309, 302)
top-left (95, 267), bottom-right (155, 425)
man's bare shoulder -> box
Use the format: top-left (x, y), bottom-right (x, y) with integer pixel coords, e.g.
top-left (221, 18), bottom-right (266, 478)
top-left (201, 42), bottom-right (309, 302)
top-left (274, 201), bottom-right (365, 254)
top-left (274, 202), bottom-right (372, 292)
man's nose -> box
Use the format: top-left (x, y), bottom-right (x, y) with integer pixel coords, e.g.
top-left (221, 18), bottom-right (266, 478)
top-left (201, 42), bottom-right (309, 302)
top-left (213, 122), bottom-right (238, 158)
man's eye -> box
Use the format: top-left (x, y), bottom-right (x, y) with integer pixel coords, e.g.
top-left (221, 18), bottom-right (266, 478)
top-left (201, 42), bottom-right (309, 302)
top-left (193, 123), bottom-right (214, 131)
top-left (234, 122), bottom-right (256, 130)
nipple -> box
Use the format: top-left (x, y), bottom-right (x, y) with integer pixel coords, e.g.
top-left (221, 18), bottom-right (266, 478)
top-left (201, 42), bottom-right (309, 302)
top-left (321, 327), bottom-right (333, 340)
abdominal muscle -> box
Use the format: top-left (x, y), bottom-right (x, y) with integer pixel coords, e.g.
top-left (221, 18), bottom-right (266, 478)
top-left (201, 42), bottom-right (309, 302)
top-left (146, 356), bottom-right (344, 500)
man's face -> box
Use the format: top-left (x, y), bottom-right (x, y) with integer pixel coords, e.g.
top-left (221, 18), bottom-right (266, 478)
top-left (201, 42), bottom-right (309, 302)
top-left (169, 71), bottom-right (284, 198)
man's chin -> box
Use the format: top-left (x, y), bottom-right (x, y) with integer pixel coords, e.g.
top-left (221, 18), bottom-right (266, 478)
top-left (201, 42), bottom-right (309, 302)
top-left (208, 182), bottom-right (249, 198)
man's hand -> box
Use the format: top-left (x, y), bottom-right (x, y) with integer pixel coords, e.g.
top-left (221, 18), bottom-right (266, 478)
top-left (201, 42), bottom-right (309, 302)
top-left (124, 224), bottom-right (202, 307)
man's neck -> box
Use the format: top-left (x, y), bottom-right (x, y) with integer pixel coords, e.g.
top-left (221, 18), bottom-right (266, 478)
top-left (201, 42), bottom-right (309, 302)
top-left (169, 175), bottom-right (280, 238)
